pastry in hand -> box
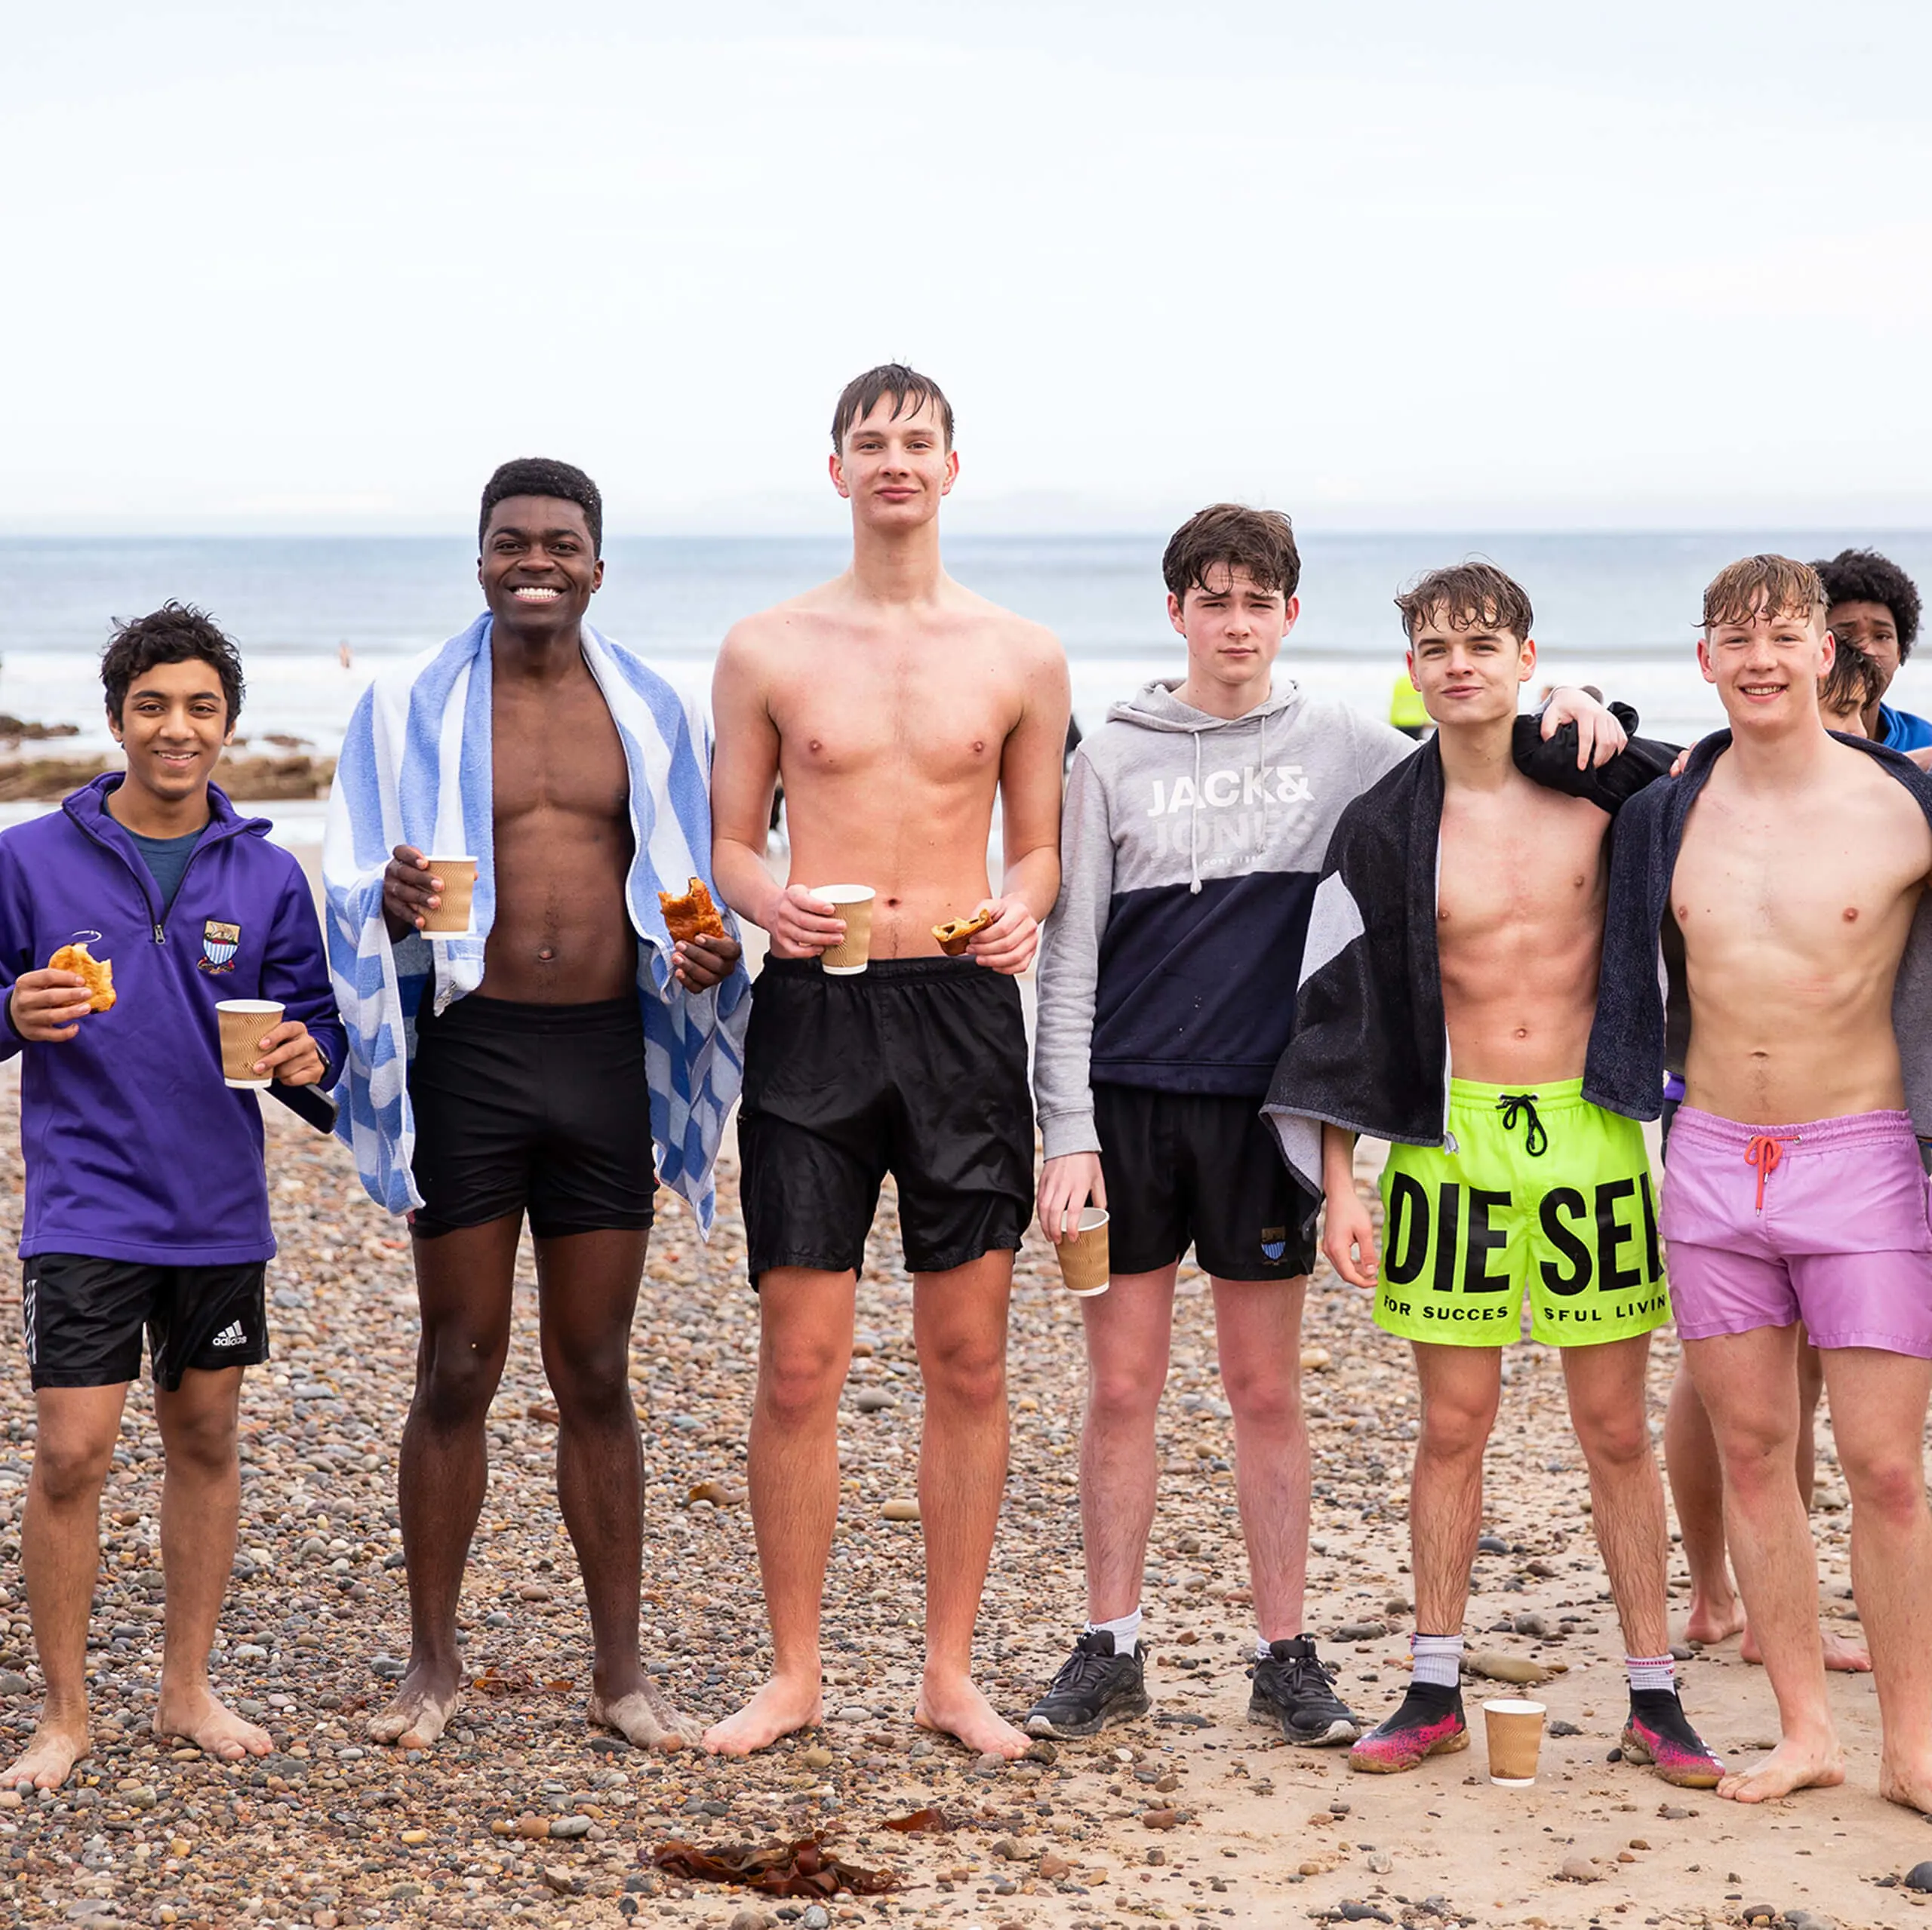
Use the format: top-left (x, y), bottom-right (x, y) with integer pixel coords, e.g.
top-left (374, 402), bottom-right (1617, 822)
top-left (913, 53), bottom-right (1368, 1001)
top-left (48, 942), bottom-right (115, 1013)
top-left (932, 907), bottom-right (996, 956)
top-left (658, 877), bottom-right (728, 944)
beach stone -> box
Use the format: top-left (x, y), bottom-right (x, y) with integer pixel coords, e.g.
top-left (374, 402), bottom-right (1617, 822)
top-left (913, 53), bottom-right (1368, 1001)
top-left (851, 1391), bottom-right (895, 1413)
top-left (1740, 1907), bottom-right (1777, 1927)
top-left (1907, 1864), bottom-right (1932, 1893)
top-left (1023, 1738), bottom-right (1058, 1765)
top-left (1559, 1855), bottom-right (1602, 1882)
top-left (1782, 1914), bottom-right (1834, 1930)
top-left (0, 1790), bottom-right (20, 1810)
top-left (1511, 1612), bottom-right (1551, 1638)
top-left (1038, 1852), bottom-right (1072, 1880)
top-left (1339, 1908), bottom-right (1393, 1924)
top-left (549, 1814), bottom-right (591, 1839)
top-left (1657, 1804), bottom-right (1694, 1820)
top-left (0, 1670), bottom-right (31, 1696)
top-left (1669, 1643), bottom-right (1694, 1661)
top-left (971, 1751), bottom-right (1004, 1777)
top-left (881, 1498), bottom-right (920, 1522)
top-left (542, 1865), bottom-right (575, 1894)
top-left (1366, 1851), bottom-right (1392, 1874)
top-left (835, 1704), bottom-right (871, 1723)
top-left (801, 1910), bottom-right (831, 1930)
top-left (1548, 1719), bottom-right (1583, 1738)
top-left (728, 1913), bottom-right (767, 1930)
top-left (800, 1747), bottom-right (833, 1769)
top-left (1333, 1622), bottom-right (1388, 1643)
top-left (1476, 1534), bottom-right (1509, 1554)
top-left (992, 1837), bottom-right (1024, 1859)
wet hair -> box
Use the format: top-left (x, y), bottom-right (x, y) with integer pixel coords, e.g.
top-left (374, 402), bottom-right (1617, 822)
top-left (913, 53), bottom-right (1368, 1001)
top-left (100, 602), bottom-right (245, 726)
top-left (478, 457), bottom-right (603, 557)
top-left (1701, 555), bottom-right (1826, 634)
top-left (831, 363), bottom-right (955, 452)
top-left (1810, 546), bottom-right (1921, 662)
top-left (1819, 641), bottom-right (1883, 722)
top-left (1162, 504), bottom-right (1301, 604)
top-left (1395, 561), bottom-right (1533, 644)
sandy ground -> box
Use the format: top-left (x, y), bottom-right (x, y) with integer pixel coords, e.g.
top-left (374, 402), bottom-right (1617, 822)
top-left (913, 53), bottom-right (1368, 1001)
top-left (2, 1074), bottom-right (1932, 1928)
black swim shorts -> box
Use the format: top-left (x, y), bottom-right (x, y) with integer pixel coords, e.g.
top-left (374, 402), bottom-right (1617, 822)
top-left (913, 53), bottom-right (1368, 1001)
top-left (737, 957), bottom-right (1033, 1285)
top-left (22, 1253), bottom-right (269, 1392)
top-left (1094, 1083), bottom-right (1318, 1280)
top-left (408, 994), bottom-right (657, 1240)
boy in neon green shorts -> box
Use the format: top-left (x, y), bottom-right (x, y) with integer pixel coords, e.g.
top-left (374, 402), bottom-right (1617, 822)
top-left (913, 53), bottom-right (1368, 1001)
top-left (1264, 562), bottom-right (1717, 1787)
top-left (1376, 1078), bottom-right (1668, 1347)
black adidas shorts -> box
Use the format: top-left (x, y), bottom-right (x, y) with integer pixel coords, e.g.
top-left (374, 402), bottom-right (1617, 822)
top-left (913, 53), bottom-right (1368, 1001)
top-left (22, 1254), bottom-right (269, 1392)
top-left (738, 957), bottom-right (1033, 1286)
top-left (1094, 1083), bottom-right (1318, 1281)
top-left (408, 994), bottom-right (657, 1240)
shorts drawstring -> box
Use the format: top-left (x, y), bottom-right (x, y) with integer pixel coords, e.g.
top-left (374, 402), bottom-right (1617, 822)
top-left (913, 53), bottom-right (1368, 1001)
top-left (1496, 1092), bottom-right (1549, 1157)
top-left (1745, 1133), bottom-right (1796, 1212)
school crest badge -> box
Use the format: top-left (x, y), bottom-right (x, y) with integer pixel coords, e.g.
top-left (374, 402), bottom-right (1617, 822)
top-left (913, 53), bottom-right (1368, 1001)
top-left (199, 920), bottom-right (240, 974)
top-left (1260, 1225), bottom-right (1287, 1263)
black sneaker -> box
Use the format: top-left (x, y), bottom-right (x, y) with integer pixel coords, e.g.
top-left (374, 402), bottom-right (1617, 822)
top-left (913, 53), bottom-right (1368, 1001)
top-left (1024, 1631), bottom-right (1151, 1738)
top-left (1620, 1688), bottom-right (1724, 1789)
top-left (1247, 1636), bottom-right (1361, 1745)
top-left (1348, 1681), bottom-right (1469, 1773)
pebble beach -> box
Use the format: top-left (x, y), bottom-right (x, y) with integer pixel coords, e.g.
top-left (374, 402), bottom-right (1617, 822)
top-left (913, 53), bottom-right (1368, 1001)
top-left (1, 1080), bottom-right (1929, 1930)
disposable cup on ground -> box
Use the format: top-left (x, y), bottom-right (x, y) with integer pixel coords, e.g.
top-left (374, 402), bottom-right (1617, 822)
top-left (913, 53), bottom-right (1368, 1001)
top-left (217, 1000), bottom-right (285, 1089)
top-left (815, 884), bottom-right (875, 975)
top-left (423, 856), bottom-right (479, 935)
top-left (1054, 1207), bottom-right (1111, 1296)
top-left (1483, 1697), bottom-right (1546, 1786)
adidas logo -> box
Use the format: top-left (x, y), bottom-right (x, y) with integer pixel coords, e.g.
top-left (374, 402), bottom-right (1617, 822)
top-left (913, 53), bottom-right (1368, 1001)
top-left (211, 1321), bottom-right (249, 1350)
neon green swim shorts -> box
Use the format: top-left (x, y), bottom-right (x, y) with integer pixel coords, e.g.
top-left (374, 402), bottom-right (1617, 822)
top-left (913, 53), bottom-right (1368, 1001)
top-left (1374, 1077), bottom-right (1669, 1348)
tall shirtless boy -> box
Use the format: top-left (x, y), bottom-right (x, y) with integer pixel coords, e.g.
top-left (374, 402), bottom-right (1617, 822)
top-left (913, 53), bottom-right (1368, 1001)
top-left (706, 365), bottom-right (1070, 1757)
top-left (1272, 563), bottom-right (1721, 1784)
top-left (1593, 555), bottom-right (1932, 1809)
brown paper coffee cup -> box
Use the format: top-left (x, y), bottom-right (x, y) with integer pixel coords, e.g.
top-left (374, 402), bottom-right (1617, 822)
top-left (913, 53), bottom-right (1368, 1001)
top-left (1483, 1698), bottom-right (1546, 1785)
top-left (423, 856), bottom-right (478, 935)
top-left (217, 999), bottom-right (285, 1089)
top-left (816, 885), bottom-right (875, 976)
top-left (1054, 1208), bottom-right (1111, 1297)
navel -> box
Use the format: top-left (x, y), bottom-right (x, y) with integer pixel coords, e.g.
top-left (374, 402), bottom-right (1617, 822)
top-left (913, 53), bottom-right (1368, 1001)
top-left (1514, 1026), bottom-right (1529, 1040)
top-left (537, 947), bottom-right (555, 960)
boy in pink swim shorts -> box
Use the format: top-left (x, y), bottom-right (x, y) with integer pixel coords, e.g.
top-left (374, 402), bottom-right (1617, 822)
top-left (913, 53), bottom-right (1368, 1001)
top-left (1663, 1108), bottom-right (1932, 1357)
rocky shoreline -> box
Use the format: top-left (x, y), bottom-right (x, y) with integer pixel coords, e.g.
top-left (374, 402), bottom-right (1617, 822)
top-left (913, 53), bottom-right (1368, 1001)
top-left (0, 750), bottom-right (335, 804)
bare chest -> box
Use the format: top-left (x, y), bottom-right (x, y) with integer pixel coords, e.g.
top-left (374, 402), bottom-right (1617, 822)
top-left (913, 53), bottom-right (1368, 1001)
top-left (770, 635), bottom-right (1020, 787)
top-left (491, 678), bottom-right (629, 829)
top-left (1437, 797), bottom-right (1606, 956)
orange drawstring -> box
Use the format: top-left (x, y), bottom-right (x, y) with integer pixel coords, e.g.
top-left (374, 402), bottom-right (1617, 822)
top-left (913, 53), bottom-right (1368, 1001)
top-left (1745, 1134), bottom-right (1793, 1212)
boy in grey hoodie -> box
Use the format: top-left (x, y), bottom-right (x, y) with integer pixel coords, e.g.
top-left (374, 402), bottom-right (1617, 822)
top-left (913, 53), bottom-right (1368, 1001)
top-left (1024, 505), bottom-right (1624, 1743)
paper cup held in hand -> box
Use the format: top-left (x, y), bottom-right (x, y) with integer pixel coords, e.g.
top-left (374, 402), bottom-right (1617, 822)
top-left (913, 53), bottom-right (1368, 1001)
top-left (217, 1000), bottom-right (285, 1089)
top-left (1482, 1697), bottom-right (1546, 1786)
top-left (423, 856), bottom-right (479, 936)
top-left (1055, 1207), bottom-right (1111, 1296)
top-left (815, 884), bottom-right (875, 976)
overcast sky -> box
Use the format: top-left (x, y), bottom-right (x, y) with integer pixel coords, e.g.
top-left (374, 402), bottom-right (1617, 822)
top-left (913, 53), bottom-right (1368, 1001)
top-left (5, 0), bottom-right (1928, 533)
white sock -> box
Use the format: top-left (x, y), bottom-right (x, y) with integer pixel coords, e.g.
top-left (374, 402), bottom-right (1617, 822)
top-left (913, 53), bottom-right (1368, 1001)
top-left (1085, 1608), bottom-right (1142, 1652)
top-left (1626, 1652), bottom-right (1675, 1695)
top-left (1411, 1631), bottom-right (1463, 1689)
top-left (1254, 1637), bottom-right (1276, 1662)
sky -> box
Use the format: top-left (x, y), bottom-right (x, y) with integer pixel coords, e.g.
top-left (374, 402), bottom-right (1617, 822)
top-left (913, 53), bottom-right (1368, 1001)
top-left (5, 0), bottom-right (1929, 534)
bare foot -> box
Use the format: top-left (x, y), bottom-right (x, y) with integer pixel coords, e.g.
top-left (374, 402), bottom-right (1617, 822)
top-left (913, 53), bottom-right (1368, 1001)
top-left (367, 1666), bottom-right (461, 1751)
top-left (1684, 1593), bottom-right (1746, 1646)
top-left (1738, 1621), bottom-right (1872, 1673)
top-left (915, 1673), bottom-right (1027, 1759)
top-left (1718, 1734), bottom-right (1845, 1804)
top-left (154, 1689), bottom-right (272, 1764)
top-left (703, 1675), bottom-right (823, 1756)
top-left (589, 1680), bottom-right (700, 1752)
top-left (1881, 1753), bottom-right (1932, 1815)
top-left (3, 1719), bottom-right (89, 1791)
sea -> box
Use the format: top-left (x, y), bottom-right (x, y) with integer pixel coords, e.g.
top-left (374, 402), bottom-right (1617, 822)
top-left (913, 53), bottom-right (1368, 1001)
top-left (3, 529), bottom-right (1928, 843)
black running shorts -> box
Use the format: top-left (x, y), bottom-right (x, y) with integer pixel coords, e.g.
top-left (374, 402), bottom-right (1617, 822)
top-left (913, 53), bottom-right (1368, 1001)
top-left (738, 957), bottom-right (1033, 1285)
top-left (408, 994), bottom-right (657, 1240)
top-left (1094, 1083), bottom-right (1318, 1280)
top-left (22, 1253), bottom-right (269, 1392)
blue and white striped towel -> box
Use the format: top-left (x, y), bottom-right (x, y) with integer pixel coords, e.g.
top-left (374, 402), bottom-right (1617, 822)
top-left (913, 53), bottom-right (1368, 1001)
top-left (322, 613), bottom-right (749, 1233)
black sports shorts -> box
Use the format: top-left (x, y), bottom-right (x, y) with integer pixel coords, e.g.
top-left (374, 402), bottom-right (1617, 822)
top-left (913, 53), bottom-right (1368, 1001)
top-left (22, 1253), bottom-right (269, 1392)
top-left (408, 993), bottom-right (657, 1240)
top-left (1094, 1083), bottom-right (1318, 1280)
top-left (738, 957), bottom-right (1033, 1286)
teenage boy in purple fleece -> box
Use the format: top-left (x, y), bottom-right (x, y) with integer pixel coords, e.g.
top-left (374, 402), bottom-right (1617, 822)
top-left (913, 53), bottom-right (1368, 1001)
top-left (0, 605), bottom-right (342, 1793)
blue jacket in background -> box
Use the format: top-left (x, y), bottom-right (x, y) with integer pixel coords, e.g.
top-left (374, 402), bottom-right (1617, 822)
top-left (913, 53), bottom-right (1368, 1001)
top-left (1878, 703), bottom-right (1932, 754)
top-left (0, 776), bottom-right (345, 1265)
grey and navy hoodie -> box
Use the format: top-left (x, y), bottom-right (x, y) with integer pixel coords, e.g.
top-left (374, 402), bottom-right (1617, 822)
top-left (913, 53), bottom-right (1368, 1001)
top-left (0, 776), bottom-right (344, 1265)
top-left (1033, 679), bottom-right (1414, 1160)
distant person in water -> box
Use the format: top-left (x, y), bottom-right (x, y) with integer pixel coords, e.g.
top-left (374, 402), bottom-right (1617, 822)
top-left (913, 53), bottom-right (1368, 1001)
top-left (1812, 548), bottom-right (1927, 750)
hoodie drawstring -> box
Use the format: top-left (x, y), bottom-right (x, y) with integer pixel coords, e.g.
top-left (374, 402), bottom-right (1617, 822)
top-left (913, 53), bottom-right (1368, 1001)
top-left (1189, 731), bottom-right (1204, 894)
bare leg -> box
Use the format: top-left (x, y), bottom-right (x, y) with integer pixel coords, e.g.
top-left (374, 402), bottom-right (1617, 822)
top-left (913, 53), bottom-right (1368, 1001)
top-left (703, 1265), bottom-right (853, 1756)
top-left (1408, 1345), bottom-right (1502, 1640)
top-left (1663, 1364), bottom-right (1743, 1643)
top-left (531, 1228), bottom-right (694, 1750)
top-left (1684, 1327), bottom-right (1844, 1803)
top-left (912, 1251), bottom-right (1026, 1758)
top-left (1564, 1335), bottom-right (1669, 1659)
top-left (369, 1214), bottom-right (520, 1750)
top-left (1817, 1346), bottom-right (1932, 1814)
top-left (1212, 1275), bottom-right (1312, 1642)
top-left (4, 1385), bottom-right (125, 1790)
top-left (1075, 1267), bottom-right (1177, 1622)
top-left (152, 1369), bottom-right (269, 1762)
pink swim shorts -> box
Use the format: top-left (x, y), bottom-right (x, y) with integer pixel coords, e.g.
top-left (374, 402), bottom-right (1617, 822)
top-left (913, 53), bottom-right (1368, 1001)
top-left (1660, 1106), bottom-right (1932, 1357)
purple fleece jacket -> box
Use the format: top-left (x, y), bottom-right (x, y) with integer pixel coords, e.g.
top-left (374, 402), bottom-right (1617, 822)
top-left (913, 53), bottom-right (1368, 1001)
top-left (0, 776), bottom-right (345, 1264)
